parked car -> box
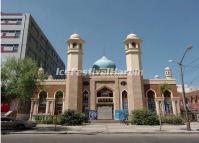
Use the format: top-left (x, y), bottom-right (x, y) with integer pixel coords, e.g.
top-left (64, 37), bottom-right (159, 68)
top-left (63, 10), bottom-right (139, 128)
top-left (1, 117), bottom-right (36, 130)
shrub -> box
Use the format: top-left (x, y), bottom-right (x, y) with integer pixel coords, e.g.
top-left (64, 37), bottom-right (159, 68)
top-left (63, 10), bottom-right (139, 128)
top-left (59, 109), bottom-right (86, 126)
top-left (33, 110), bottom-right (86, 125)
top-left (33, 115), bottom-right (62, 124)
top-left (131, 109), bottom-right (159, 125)
top-left (161, 115), bottom-right (184, 125)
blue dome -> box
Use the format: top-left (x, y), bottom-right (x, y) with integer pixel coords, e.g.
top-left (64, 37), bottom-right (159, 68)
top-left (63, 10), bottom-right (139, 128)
top-left (92, 56), bottom-right (116, 70)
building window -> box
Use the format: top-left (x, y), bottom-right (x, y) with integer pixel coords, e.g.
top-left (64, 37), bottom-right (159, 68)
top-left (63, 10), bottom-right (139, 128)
top-left (195, 96), bottom-right (198, 103)
top-left (15, 31), bottom-right (20, 38)
top-left (164, 90), bottom-right (173, 115)
top-left (38, 91), bottom-right (47, 114)
top-left (121, 81), bottom-right (127, 86)
top-left (122, 91), bottom-right (128, 111)
top-left (97, 88), bottom-right (113, 97)
top-left (146, 90), bottom-right (156, 112)
top-left (82, 90), bottom-right (89, 113)
top-left (73, 43), bottom-right (78, 48)
top-left (191, 96), bottom-right (193, 103)
top-left (83, 90), bottom-right (89, 104)
top-left (131, 42), bottom-right (136, 48)
top-left (1, 44), bottom-right (19, 53)
top-left (1, 30), bottom-right (21, 38)
top-left (1, 18), bottom-right (22, 25)
top-left (54, 90), bottom-right (63, 115)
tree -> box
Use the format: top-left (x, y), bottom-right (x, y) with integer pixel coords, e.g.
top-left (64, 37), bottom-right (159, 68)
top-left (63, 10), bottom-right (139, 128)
top-left (1, 57), bottom-right (39, 112)
top-left (159, 83), bottom-right (170, 130)
top-left (160, 83), bottom-right (169, 95)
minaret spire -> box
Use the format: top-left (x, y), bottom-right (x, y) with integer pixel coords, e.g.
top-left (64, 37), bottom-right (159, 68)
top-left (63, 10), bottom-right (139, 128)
top-left (103, 47), bottom-right (106, 57)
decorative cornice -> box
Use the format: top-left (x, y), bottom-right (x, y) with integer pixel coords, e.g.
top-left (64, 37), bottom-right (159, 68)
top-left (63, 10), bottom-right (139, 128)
top-left (36, 79), bottom-right (66, 85)
top-left (144, 79), bottom-right (176, 84)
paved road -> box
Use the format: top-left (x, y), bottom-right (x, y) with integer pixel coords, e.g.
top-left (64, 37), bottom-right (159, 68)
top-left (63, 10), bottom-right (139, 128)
top-left (2, 134), bottom-right (199, 143)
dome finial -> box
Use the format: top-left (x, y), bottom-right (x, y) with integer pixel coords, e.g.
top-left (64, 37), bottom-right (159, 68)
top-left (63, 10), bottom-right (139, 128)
top-left (103, 47), bottom-right (106, 57)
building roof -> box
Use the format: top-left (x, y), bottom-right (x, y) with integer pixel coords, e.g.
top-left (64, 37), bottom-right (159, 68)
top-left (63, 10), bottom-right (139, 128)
top-left (179, 89), bottom-right (199, 112)
top-left (70, 33), bottom-right (81, 39)
top-left (92, 56), bottom-right (116, 70)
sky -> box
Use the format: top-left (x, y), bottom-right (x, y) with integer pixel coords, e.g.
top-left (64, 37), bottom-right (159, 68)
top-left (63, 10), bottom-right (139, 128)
top-left (2, 0), bottom-right (199, 87)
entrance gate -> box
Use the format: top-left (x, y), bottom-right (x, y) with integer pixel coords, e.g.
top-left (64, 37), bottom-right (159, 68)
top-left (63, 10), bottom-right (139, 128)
top-left (96, 87), bottom-right (113, 120)
top-left (97, 105), bottom-right (113, 120)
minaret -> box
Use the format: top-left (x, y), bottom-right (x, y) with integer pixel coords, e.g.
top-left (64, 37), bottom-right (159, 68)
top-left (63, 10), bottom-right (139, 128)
top-left (65, 33), bottom-right (84, 111)
top-left (124, 33), bottom-right (145, 113)
top-left (164, 67), bottom-right (172, 79)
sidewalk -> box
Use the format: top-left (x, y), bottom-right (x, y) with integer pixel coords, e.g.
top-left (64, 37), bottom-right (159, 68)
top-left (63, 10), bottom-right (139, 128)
top-left (2, 122), bottom-right (199, 135)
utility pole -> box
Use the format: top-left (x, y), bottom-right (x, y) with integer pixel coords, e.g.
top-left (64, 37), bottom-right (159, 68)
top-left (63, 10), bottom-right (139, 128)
top-left (169, 45), bottom-right (192, 131)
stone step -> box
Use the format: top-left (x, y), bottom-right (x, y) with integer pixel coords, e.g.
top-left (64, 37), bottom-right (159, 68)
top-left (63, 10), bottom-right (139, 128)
top-left (89, 120), bottom-right (121, 123)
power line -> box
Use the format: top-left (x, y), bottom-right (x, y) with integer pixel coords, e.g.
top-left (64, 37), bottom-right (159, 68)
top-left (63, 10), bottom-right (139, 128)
top-left (189, 75), bottom-right (199, 85)
top-left (185, 57), bottom-right (199, 67)
top-left (185, 65), bottom-right (199, 72)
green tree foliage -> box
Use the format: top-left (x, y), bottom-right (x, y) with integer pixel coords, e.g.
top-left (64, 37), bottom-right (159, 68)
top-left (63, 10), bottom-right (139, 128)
top-left (131, 109), bottom-right (159, 125)
top-left (160, 83), bottom-right (169, 95)
top-left (1, 57), bottom-right (38, 102)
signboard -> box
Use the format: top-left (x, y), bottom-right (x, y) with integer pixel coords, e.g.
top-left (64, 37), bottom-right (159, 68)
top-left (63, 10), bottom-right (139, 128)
top-left (114, 109), bottom-right (128, 121)
top-left (89, 110), bottom-right (97, 120)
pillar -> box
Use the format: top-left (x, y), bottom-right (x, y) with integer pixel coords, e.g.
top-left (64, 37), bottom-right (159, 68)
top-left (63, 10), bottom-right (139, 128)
top-left (172, 100), bottom-right (177, 115)
top-left (155, 100), bottom-right (160, 115)
top-left (90, 79), bottom-right (96, 110)
top-left (45, 100), bottom-right (49, 115)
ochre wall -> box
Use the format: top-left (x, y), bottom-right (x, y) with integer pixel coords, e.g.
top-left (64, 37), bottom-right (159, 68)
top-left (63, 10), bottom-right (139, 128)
top-left (144, 84), bottom-right (178, 97)
top-left (33, 84), bottom-right (66, 98)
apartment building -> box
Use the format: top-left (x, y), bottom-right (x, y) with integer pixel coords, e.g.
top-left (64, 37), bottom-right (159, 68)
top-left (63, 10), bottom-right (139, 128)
top-left (1, 12), bottom-right (65, 78)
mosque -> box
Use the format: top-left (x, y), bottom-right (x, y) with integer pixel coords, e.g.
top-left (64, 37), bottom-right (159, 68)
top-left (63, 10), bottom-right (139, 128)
top-left (30, 33), bottom-right (180, 120)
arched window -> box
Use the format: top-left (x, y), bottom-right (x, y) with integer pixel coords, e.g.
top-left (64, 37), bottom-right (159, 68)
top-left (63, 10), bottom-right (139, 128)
top-left (146, 90), bottom-right (156, 112)
top-left (164, 90), bottom-right (173, 114)
top-left (97, 88), bottom-right (113, 97)
top-left (83, 90), bottom-right (89, 103)
top-left (38, 91), bottom-right (47, 113)
top-left (82, 90), bottom-right (89, 113)
top-left (122, 91), bottom-right (128, 110)
top-left (131, 42), bottom-right (136, 48)
top-left (54, 90), bottom-right (63, 115)
top-left (73, 42), bottom-right (78, 48)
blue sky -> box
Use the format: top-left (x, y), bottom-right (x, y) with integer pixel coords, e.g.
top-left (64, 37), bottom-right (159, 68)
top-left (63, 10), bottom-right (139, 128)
top-left (2, 0), bottom-right (199, 86)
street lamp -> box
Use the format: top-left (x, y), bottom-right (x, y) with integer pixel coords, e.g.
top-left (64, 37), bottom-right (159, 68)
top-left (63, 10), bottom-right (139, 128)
top-left (169, 45), bottom-right (192, 131)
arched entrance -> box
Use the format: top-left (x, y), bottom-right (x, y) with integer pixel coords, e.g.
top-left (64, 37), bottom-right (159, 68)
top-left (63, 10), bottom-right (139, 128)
top-left (38, 91), bottom-right (47, 113)
top-left (54, 90), bottom-right (64, 115)
top-left (146, 90), bottom-right (156, 112)
top-left (164, 90), bottom-right (173, 114)
top-left (96, 87), bottom-right (113, 120)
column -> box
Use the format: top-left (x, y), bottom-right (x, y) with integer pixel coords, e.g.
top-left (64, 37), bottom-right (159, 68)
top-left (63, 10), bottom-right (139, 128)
top-left (159, 100), bottom-right (164, 115)
top-left (49, 101), bottom-right (53, 115)
top-left (52, 100), bottom-right (55, 115)
top-left (90, 79), bottom-right (96, 110)
top-left (120, 93), bottom-right (123, 109)
top-left (45, 101), bottom-right (49, 115)
top-left (114, 78), bottom-right (120, 115)
top-left (155, 101), bottom-right (160, 115)
top-left (176, 100), bottom-right (181, 115)
top-left (172, 100), bottom-right (177, 115)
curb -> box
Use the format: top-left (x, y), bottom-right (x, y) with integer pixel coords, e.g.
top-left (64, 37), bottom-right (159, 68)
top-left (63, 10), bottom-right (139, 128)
top-left (2, 131), bottom-right (199, 135)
